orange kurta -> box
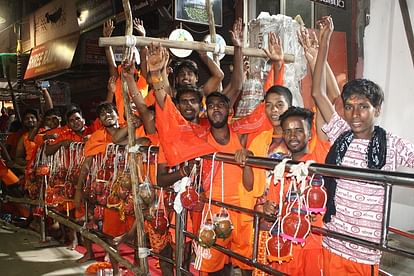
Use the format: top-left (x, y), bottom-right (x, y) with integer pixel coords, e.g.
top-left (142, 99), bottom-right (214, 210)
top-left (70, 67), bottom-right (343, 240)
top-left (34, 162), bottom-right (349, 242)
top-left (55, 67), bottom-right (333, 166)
top-left (199, 130), bottom-right (253, 272)
top-left (249, 128), bottom-right (330, 276)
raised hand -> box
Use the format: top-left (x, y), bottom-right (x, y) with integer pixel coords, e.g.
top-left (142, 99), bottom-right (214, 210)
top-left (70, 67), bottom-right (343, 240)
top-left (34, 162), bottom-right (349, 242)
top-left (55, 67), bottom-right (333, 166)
top-left (263, 32), bottom-right (284, 63)
top-left (229, 17), bottom-right (243, 47)
top-left (317, 16), bottom-right (334, 44)
top-left (107, 75), bottom-right (116, 93)
top-left (133, 18), bottom-right (146, 37)
top-left (103, 19), bottom-right (114, 37)
top-left (147, 42), bottom-right (165, 73)
top-left (298, 27), bottom-right (319, 66)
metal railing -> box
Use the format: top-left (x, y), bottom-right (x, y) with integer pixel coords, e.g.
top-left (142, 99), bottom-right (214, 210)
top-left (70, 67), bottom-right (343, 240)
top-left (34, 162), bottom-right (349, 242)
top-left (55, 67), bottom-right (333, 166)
top-left (3, 146), bottom-right (414, 275)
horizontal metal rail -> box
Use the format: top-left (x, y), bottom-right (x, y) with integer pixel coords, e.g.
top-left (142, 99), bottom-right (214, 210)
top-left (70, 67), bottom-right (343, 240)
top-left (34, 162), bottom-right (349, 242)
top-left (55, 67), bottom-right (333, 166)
top-left (141, 146), bottom-right (414, 187)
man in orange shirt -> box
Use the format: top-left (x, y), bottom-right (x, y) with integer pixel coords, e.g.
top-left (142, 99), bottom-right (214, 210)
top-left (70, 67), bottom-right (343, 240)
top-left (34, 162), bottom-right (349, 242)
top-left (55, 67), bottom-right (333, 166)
top-left (198, 92), bottom-right (254, 276)
top-left (253, 106), bottom-right (330, 276)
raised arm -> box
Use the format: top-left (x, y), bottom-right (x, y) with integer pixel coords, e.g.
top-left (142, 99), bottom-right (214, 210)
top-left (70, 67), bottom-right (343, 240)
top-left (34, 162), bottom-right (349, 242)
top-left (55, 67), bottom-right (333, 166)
top-left (106, 76), bottom-right (116, 103)
top-left (198, 47), bottom-right (224, 95)
top-left (41, 88), bottom-right (53, 110)
top-left (298, 28), bottom-right (340, 104)
top-left (133, 18), bottom-right (149, 82)
top-left (263, 32), bottom-right (284, 82)
top-left (311, 16), bottom-right (335, 124)
top-left (122, 57), bottom-right (156, 134)
top-left (222, 18), bottom-right (244, 108)
top-left (147, 43), bottom-right (169, 109)
top-left (103, 20), bottom-right (118, 79)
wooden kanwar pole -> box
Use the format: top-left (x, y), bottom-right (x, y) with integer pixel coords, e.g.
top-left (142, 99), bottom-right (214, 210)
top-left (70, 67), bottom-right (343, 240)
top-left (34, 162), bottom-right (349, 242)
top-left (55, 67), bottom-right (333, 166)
top-left (47, 210), bottom-right (141, 274)
top-left (99, 36), bottom-right (295, 63)
top-left (206, 0), bottom-right (222, 91)
top-left (120, 0), bottom-right (149, 275)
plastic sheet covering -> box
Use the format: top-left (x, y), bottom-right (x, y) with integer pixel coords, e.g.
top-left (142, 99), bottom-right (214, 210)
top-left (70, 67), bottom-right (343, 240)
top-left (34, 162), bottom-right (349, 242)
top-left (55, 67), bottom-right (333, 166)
top-left (248, 13), bottom-right (307, 106)
top-left (235, 78), bottom-right (264, 117)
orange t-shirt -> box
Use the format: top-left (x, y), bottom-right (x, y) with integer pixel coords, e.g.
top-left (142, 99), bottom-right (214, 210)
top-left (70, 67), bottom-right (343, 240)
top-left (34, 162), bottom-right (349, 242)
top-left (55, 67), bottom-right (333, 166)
top-left (84, 128), bottom-right (113, 157)
top-left (205, 130), bottom-right (244, 205)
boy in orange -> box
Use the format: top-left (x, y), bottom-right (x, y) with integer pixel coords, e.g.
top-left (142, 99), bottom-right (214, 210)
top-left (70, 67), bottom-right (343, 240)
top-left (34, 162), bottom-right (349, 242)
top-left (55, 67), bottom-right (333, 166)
top-left (257, 106), bottom-right (330, 276)
top-left (74, 103), bottom-right (134, 274)
top-left (196, 92), bottom-right (254, 276)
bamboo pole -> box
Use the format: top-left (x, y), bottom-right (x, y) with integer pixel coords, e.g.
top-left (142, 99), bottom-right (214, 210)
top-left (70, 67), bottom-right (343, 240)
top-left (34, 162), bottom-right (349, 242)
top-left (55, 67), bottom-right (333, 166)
top-left (47, 210), bottom-right (141, 275)
top-left (5, 195), bottom-right (40, 206)
top-left (120, 0), bottom-right (149, 275)
top-left (99, 36), bottom-right (295, 63)
top-left (206, 0), bottom-right (222, 92)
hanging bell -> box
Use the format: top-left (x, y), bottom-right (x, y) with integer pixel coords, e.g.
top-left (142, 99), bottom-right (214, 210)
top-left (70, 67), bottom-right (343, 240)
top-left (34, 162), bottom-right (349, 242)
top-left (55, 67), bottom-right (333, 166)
top-left (64, 182), bottom-right (75, 199)
top-left (93, 206), bottom-right (104, 220)
top-left (266, 228), bottom-right (293, 263)
top-left (198, 222), bottom-right (216, 248)
top-left (304, 175), bottom-right (327, 213)
top-left (107, 194), bottom-right (121, 208)
top-left (138, 178), bottom-right (155, 205)
top-left (213, 208), bottom-right (233, 239)
top-left (180, 186), bottom-right (199, 210)
top-left (150, 209), bottom-right (169, 235)
top-left (124, 196), bottom-right (135, 215)
top-left (163, 191), bottom-right (175, 210)
top-left (281, 208), bottom-right (311, 244)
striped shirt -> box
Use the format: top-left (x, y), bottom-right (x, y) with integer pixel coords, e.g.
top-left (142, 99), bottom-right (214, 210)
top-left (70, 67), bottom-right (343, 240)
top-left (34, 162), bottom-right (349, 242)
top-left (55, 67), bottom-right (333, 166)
top-left (321, 112), bottom-right (414, 265)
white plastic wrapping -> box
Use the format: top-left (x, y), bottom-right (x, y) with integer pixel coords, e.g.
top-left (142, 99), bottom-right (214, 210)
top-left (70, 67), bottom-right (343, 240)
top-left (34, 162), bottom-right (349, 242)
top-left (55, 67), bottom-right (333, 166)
top-left (247, 13), bottom-right (307, 107)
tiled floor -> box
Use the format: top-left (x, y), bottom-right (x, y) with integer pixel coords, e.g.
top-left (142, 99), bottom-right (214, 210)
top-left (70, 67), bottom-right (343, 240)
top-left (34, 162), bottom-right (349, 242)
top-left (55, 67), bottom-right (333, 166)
top-left (380, 233), bottom-right (414, 276)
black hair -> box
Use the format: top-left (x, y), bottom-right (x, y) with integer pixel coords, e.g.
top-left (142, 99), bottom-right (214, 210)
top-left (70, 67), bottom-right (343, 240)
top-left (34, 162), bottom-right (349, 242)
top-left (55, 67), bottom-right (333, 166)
top-left (279, 106), bottom-right (314, 129)
top-left (175, 84), bottom-right (203, 104)
top-left (66, 108), bottom-right (83, 121)
top-left (174, 59), bottom-right (199, 79)
top-left (9, 120), bottom-right (22, 132)
top-left (44, 108), bottom-right (62, 118)
top-left (23, 109), bottom-right (39, 120)
top-left (96, 102), bottom-right (118, 117)
top-left (206, 92), bottom-right (230, 106)
top-left (265, 85), bottom-right (293, 107)
top-left (341, 79), bottom-right (384, 108)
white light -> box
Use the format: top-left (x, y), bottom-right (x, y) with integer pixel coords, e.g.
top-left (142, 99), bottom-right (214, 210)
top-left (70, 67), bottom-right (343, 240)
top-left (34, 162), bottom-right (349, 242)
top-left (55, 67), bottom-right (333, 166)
top-left (77, 10), bottom-right (89, 25)
top-left (0, 16), bottom-right (6, 24)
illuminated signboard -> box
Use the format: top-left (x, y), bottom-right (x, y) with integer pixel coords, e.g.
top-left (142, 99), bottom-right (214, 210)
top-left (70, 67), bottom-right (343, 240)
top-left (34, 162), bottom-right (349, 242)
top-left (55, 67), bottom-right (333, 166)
top-left (175, 0), bottom-right (223, 26)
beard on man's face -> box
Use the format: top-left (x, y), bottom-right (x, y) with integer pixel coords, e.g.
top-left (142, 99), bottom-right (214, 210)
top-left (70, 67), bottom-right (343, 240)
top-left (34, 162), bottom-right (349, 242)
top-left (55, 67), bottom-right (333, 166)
top-left (208, 114), bottom-right (228, 129)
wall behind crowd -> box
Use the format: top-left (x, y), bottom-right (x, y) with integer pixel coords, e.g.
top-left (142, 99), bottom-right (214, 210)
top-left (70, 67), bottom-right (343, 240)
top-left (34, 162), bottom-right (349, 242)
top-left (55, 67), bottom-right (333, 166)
top-left (364, 0), bottom-right (414, 231)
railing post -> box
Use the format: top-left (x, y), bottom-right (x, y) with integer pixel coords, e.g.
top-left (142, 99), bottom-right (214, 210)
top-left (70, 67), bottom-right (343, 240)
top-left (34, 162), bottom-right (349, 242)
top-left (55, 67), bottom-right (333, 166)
top-left (252, 214), bottom-right (260, 263)
top-left (381, 183), bottom-right (393, 247)
top-left (175, 211), bottom-right (186, 276)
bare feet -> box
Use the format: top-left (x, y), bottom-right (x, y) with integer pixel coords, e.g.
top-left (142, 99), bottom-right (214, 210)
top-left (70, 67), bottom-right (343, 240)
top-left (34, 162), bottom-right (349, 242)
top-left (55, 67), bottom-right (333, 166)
top-left (76, 254), bottom-right (94, 264)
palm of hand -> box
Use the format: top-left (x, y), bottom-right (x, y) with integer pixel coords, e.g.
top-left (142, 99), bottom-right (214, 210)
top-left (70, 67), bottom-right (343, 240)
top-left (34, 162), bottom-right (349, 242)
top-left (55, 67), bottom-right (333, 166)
top-left (134, 25), bottom-right (145, 36)
top-left (148, 55), bottom-right (163, 72)
top-left (269, 46), bottom-right (283, 61)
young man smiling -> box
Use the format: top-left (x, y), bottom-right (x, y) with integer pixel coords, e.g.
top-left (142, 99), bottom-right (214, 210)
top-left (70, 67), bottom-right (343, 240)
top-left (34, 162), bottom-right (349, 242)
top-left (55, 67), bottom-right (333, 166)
top-left (312, 16), bottom-right (414, 275)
